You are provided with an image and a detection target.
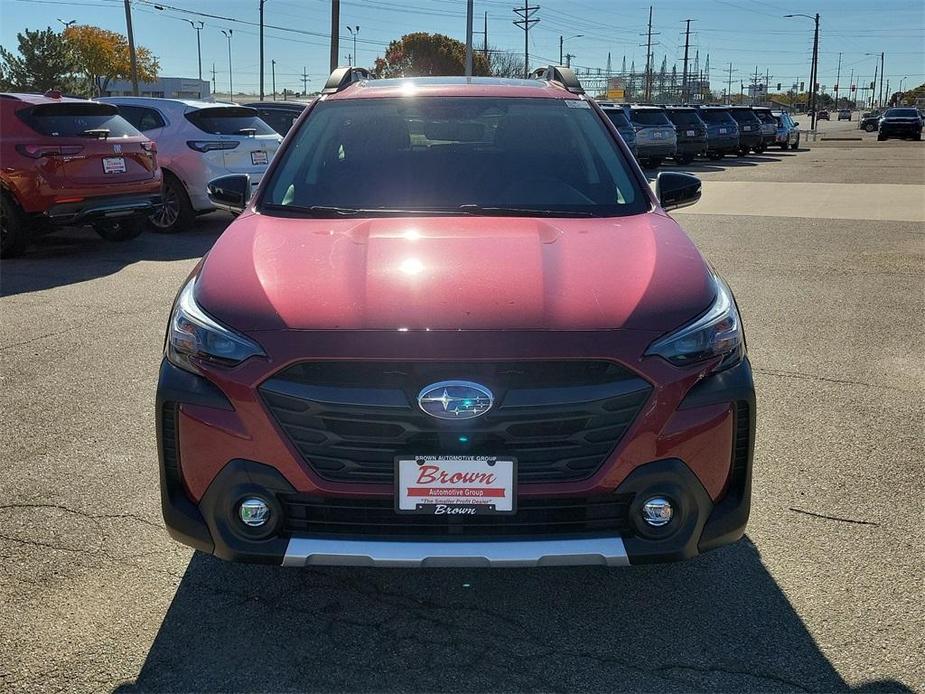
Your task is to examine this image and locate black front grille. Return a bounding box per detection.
[281,493,635,539]
[259,360,652,484]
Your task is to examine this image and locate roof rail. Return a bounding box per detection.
[531,65,585,94]
[322,66,371,94]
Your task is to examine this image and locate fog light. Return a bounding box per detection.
[239,497,270,527]
[641,497,673,527]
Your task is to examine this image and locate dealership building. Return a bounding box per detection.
[103,76,210,100]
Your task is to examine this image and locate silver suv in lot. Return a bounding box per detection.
[100,98,282,232]
[627,105,677,169]
[772,111,800,150]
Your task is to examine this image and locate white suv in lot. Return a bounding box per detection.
[99,97,281,232]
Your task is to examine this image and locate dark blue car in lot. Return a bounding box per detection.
[598,102,638,158]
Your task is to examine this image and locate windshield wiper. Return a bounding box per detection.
[82,128,110,139]
[262,204,461,217]
[456,204,595,218]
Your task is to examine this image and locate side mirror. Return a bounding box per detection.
[207,174,251,213]
[655,172,701,212]
[792,121,800,127]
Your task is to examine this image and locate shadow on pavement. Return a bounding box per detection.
[115,538,911,692]
[0,215,228,297]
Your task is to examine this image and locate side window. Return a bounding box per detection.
[116,105,143,129]
[137,108,166,131]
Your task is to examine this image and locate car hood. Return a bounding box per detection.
[196,211,714,333]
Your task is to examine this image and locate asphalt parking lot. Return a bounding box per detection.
[1,118,923,692]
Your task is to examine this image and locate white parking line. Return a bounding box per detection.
[675,181,925,223]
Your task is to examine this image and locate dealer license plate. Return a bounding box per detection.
[743,126,752,131]
[102,157,126,174]
[396,456,516,515]
[719,128,727,134]
[250,150,269,165]
[686,129,695,136]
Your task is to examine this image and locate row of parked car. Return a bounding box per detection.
[597,102,801,168]
[1,88,808,257]
[0,91,310,257]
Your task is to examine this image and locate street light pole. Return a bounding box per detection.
[271,59,276,101]
[187,20,204,82]
[465,0,473,76]
[221,29,234,99]
[346,26,359,70]
[559,34,583,66]
[878,51,885,109]
[784,13,820,130]
[57,18,76,29]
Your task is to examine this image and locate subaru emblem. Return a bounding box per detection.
[417,380,494,420]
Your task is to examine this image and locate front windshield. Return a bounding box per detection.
[261,97,646,217]
[885,108,919,118]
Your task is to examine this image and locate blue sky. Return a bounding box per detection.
[2,0,923,95]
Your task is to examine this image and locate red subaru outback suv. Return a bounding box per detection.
[157,67,755,567]
[0,91,161,257]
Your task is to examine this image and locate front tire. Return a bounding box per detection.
[865,123,877,132]
[0,193,30,258]
[93,217,145,242]
[790,136,800,151]
[149,174,194,233]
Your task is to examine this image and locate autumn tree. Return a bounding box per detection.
[0,27,76,93]
[64,25,158,96]
[373,33,490,78]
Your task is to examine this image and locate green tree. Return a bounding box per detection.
[373,33,490,78]
[0,27,76,93]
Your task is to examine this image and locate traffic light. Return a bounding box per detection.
[776,82,781,91]
[851,84,856,92]
[800,81,805,91]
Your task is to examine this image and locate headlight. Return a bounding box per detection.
[165,276,265,373]
[646,274,744,369]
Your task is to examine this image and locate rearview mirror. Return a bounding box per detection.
[655,172,701,212]
[207,174,251,213]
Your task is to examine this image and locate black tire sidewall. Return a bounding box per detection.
[1,193,30,258]
[149,174,194,234]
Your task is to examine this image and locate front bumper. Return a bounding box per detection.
[156,355,756,567]
[879,124,922,137]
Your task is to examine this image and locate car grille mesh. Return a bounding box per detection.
[259,360,652,484]
[280,493,635,539]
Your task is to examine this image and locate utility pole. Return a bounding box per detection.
[565,53,574,68]
[123,0,139,96]
[878,52,885,109]
[727,62,733,105]
[681,18,692,103]
[221,29,233,99]
[465,0,474,76]
[271,59,276,100]
[513,2,540,79]
[810,14,819,129]
[329,0,340,72]
[765,67,770,104]
[484,12,488,62]
[642,6,656,101]
[834,51,842,108]
[752,65,760,105]
[211,63,216,95]
[259,0,266,100]
[848,68,854,106]
[884,79,890,106]
[871,60,878,108]
[301,66,309,95]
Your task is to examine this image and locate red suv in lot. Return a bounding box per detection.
[0,92,162,257]
[157,68,755,567]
